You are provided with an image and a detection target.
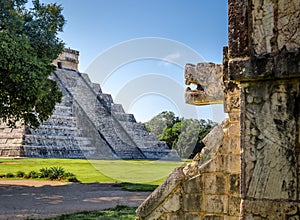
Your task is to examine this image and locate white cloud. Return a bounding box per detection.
[160,51,181,66]
[163,51,181,62]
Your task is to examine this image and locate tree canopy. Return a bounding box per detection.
[145,111,217,158]
[0,0,65,128]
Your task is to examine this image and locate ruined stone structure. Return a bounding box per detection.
[0,49,179,160]
[136,61,241,219]
[231,0,300,218]
[137,0,299,219]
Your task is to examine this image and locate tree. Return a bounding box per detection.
[158,121,182,149]
[145,111,218,158]
[0,0,65,128]
[145,111,179,137]
[173,119,201,158]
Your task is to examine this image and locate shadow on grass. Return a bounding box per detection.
[28,205,137,220]
[120,182,158,192]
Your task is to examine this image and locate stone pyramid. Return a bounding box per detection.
[0,49,179,160]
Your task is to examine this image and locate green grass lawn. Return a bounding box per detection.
[1,158,185,219]
[40,206,137,220]
[0,158,185,186]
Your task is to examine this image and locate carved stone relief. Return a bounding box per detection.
[242,80,299,200]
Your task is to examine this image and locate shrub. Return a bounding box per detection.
[49,166,65,180]
[39,167,51,178]
[0,174,5,178]
[6,173,14,178]
[28,171,39,179]
[63,172,75,178]
[23,174,30,179]
[16,171,25,178]
[67,176,79,182]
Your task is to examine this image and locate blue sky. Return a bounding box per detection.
[36,0,228,123]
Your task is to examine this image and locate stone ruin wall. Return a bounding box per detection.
[137,0,299,219]
[136,59,241,220]
[230,0,300,218]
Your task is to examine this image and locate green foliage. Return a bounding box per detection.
[146,111,217,158]
[28,170,39,178]
[66,176,79,183]
[39,167,51,178]
[42,205,137,220]
[0,158,184,185]
[16,170,25,177]
[48,166,65,180]
[6,172,15,178]
[64,171,79,182]
[0,0,65,128]
[0,165,79,182]
[145,111,180,136]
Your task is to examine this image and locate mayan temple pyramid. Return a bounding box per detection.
[0,48,179,160]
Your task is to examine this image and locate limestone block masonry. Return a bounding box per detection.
[228,0,300,218]
[0,49,179,160]
[136,59,241,219]
[137,0,299,219]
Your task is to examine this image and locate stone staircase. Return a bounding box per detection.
[54,69,179,160]
[22,95,95,158]
[0,122,25,157]
[0,67,179,160]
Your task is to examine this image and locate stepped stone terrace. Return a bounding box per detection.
[0,49,179,160]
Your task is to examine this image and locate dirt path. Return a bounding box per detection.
[0,180,150,220]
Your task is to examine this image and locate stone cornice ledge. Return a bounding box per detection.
[229,49,300,82]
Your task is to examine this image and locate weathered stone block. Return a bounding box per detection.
[225,154,240,174]
[0,139,7,144]
[203,173,226,195]
[162,188,181,212]
[228,174,240,195]
[200,156,225,173]
[183,193,203,212]
[205,195,228,214]
[202,214,223,220]
[184,213,201,220]
[201,154,240,174]
[222,135,240,155]
[228,0,250,58]
[140,205,166,220]
[229,52,300,82]
[242,200,300,219]
[166,213,183,220]
[202,123,224,154]
[183,175,202,194]
[136,167,185,218]
[227,123,239,138]
[228,196,241,216]
[224,216,240,220]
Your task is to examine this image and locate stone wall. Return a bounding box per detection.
[137,0,299,219]
[0,122,25,157]
[228,0,300,218]
[52,48,79,71]
[136,62,241,219]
